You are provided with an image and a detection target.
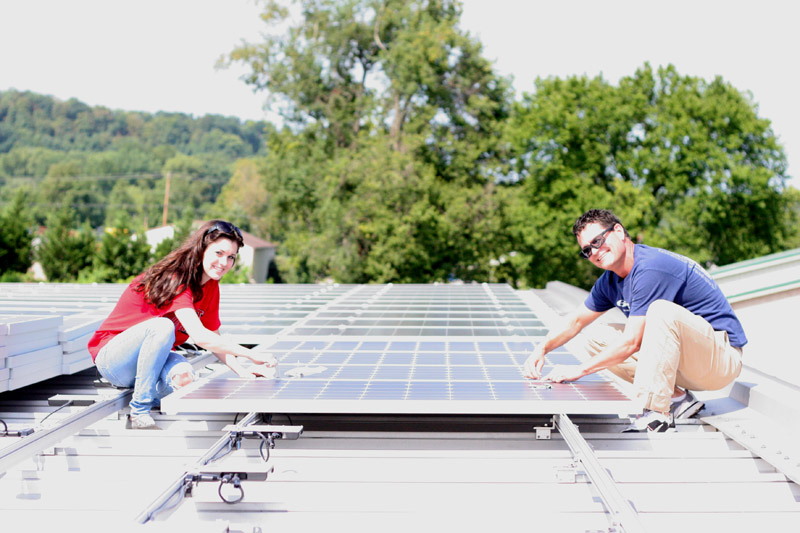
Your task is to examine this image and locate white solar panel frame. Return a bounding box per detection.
[162,375,635,416]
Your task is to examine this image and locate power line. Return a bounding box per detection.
[1,172,231,183]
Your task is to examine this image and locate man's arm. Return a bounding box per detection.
[544,314,646,382]
[523,304,604,379]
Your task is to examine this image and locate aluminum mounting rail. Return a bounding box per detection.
[135,411,262,523]
[553,413,646,533]
[0,387,133,474]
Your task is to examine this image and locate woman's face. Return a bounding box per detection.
[201,237,239,284]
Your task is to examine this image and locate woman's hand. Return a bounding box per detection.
[248,346,278,367]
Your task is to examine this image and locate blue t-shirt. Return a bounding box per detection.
[584,244,747,347]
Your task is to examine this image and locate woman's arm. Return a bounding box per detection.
[173,308,278,371]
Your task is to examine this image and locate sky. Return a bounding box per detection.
[1,0,797,188]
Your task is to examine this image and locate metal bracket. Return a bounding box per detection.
[184,465,275,505]
[221,424,304,444]
[555,464,578,483]
[534,425,552,440]
[1,427,35,437]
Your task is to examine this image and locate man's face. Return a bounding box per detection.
[576,222,624,270]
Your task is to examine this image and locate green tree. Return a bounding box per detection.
[225,0,511,283]
[0,89,271,232]
[37,207,96,281]
[500,64,797,288]
[212,158,271,236]
[152,211,194,261]
[0,191,34,275]
[92,213,152,282]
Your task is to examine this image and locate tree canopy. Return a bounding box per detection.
[498,64,798,287]
[0,89,271,228]
[220,0,797,287]
[2,1,797,287]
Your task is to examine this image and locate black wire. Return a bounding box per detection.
[207,437,235,464]
[146,482,190,521]
[218,475,244,504]
[258,433,271,463]
[38,400,73,428]
[0,419,7,436]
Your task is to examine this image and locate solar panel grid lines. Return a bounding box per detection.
[276,283,547,338]
[216,284,364,341]
[162,338,635,415]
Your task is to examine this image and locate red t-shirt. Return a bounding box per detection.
[87,275,222,361]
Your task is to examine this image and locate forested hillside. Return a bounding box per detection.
[0,89,270,228]
[1,0,798,288]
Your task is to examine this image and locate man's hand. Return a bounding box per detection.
[522,345,546,379]
[543,364,585,383]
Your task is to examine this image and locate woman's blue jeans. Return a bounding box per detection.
[95,317,193,416]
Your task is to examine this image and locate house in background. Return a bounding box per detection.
[145,223,277,283]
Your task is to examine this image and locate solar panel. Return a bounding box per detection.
[162,339,636,415]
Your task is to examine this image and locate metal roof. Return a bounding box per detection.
[1,276,799,531]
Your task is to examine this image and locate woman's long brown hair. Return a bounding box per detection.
[135,220,244,308]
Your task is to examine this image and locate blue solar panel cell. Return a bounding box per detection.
[334,366,375,379]
[281,352,317,364]
[388,341,416,351]
[271,341,301,350]
[381,352,414,364]
[491,382,541,401]
[506,341,535,352]
[450,353,480,365]
[407,382,450,399]
[373,366,412,380]
[314,352,351,365]
[451,382,493,400]
[449,366,486,380]
[414,353,447,365]
[477,342,506,352]
[363,381,408,399]
[348,352,382,364]
[319,381,368,399]
[485,366,524,380]
[299,341,328,350]
[419,342,446,351]
[480,353,516,365]
[449,341,476,352]
[411,366,449,380]
[359,341,388,350]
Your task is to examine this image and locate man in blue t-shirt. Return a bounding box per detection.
[523,209,746,432]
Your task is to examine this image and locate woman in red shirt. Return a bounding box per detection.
[88,220,277,429]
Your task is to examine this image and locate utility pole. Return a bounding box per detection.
[162,171,171,226]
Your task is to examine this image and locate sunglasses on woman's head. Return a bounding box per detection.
[205,221,242,240]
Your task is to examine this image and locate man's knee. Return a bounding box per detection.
[645,299,683,325]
